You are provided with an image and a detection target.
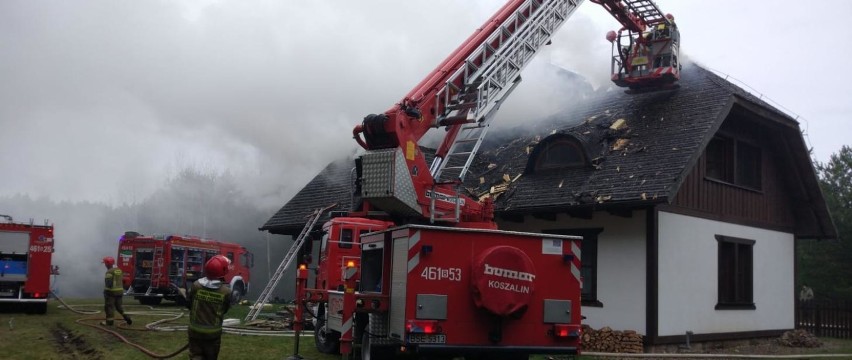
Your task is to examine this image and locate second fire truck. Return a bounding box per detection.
[117,232,253,305]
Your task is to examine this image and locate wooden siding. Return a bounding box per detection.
[669,133,796,232]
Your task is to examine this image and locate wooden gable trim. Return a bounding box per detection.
[664,96,736,202]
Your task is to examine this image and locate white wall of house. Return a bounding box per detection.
[657,211,795,337]
[499,210,647,333]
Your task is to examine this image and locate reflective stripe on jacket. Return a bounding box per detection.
[104,267,124,295]
[188,279,232,339]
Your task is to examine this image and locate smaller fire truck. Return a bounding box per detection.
[117,232,253,305]
[0,214,55,314]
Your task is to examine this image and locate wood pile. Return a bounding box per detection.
[581,325,644,353]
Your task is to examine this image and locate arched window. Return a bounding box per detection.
[531,137,588,172]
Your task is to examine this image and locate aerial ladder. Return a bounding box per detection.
[353,0,584,225]
[245,204,334,321]
[350,0,678,225]
[591,0,680,89]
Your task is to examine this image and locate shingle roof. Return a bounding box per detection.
[262,63,835,239]
[469,62,733,211]
[260,158,354,232]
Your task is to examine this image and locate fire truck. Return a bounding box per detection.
[117,232,253,305]
[285,1,679,359]
[0,214,55,314]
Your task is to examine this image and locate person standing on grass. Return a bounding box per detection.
[180,254,233,360]
[101,256,132,326]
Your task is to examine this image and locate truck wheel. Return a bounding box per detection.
[29,302,48,314]
[231,282,244,305]
[361,332,394,360]
[314,318,340,354]
[465,353,528,360]
[138,297,162,306]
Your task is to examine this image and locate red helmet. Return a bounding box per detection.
[102,256,115,268]
[205,255,232,279]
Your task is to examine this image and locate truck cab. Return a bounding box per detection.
[311,216,393,354]
[314,217,393,292]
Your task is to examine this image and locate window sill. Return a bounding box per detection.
[715,303,756,310]
[582,300,604,308]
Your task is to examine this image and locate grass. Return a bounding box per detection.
[4,298,852,359]
[0,298,338,360]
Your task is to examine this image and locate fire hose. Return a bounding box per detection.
[51,291,311,359]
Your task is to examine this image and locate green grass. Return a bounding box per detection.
[5,299,852,359]
[0,298,337,360]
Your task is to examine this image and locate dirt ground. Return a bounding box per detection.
[593,337,851,359]
[49,322,105,360]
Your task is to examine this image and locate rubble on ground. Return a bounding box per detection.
[779,329,822,348]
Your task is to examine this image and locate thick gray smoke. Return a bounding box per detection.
[0,1,613,299]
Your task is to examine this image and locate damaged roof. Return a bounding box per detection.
[262,63,835,239]
[469,64,726,211]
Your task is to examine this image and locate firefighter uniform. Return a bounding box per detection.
[186,278,232,360]
[103,266,131,326]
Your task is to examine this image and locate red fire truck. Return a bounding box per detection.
[292,1,679,359]
[0,214,55,314]
[117,232,253,305]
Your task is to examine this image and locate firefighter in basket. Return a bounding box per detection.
[179,254,233,360]
[101,256,132,326]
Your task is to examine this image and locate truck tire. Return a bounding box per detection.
[465,353,528,360]
[29,302,48,314]
[314,317,340,354]
[361,331,394,360]
[231,282,244,305]
[138,297,162,306]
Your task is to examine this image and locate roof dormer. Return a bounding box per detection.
[526,134,590,174]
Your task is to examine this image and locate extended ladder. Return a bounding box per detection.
[620,0,667,26]
[145,245,164,296]
[431,0,583,184]
[245,204,336,322]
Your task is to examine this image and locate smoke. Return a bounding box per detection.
[0,1,612,209]
[0,0,613,299]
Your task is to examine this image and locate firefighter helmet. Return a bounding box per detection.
[102,256,115,268]
[205,255,232,279]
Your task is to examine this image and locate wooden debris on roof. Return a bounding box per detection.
[610,118,627,130]
[596,195,612,203]
[612,138,630,151]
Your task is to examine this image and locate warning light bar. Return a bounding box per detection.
[406,320,439,334]
[552,324,581,338]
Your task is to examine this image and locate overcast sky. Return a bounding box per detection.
[2,0,849,209]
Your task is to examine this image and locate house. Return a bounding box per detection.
[260,63,836,347]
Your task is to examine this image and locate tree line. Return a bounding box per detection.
[797,145,852,300]
[1,167,290,299]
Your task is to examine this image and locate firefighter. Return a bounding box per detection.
[101,256,132,326]
[181,254,233,360]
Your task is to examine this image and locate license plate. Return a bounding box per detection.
[407,334,446,344]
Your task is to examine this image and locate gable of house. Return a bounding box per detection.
[262,63,835,241]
